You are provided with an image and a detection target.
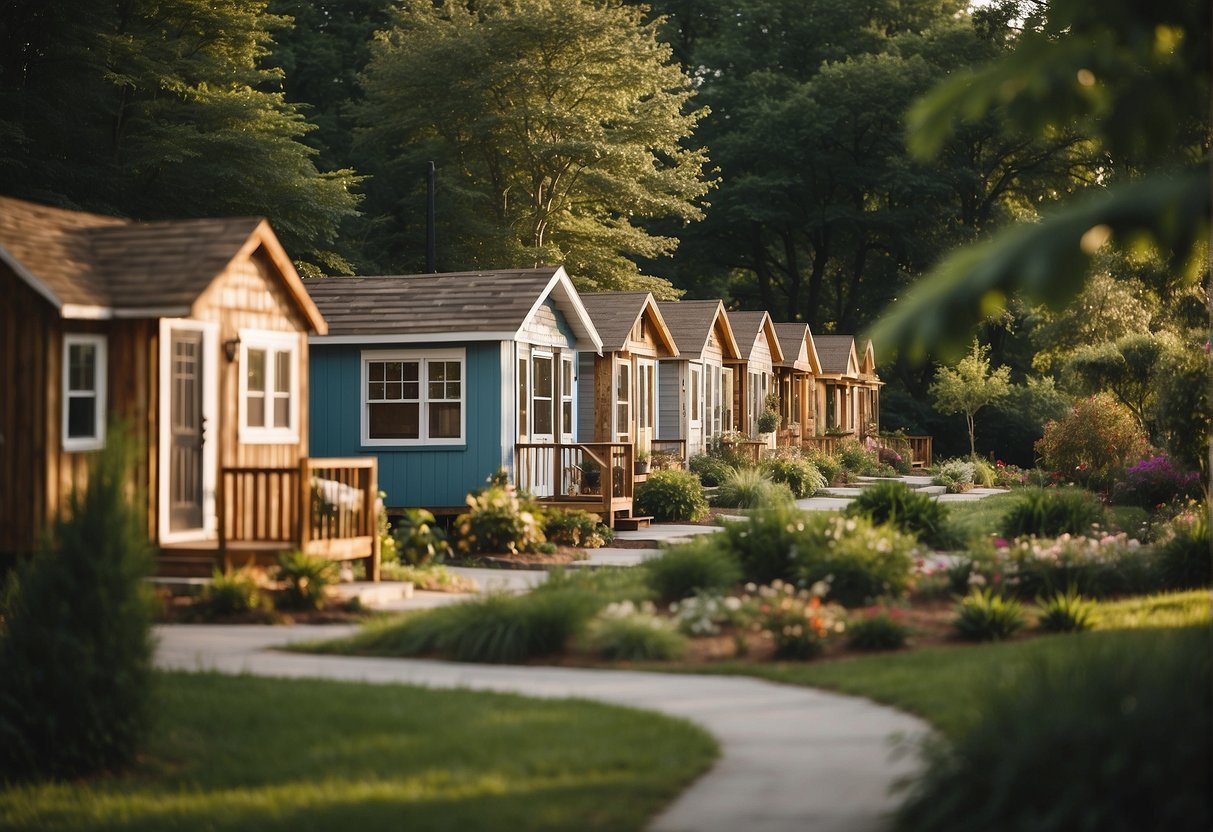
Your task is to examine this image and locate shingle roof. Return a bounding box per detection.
[655,299,736,359]
[304,267,599,349]
[773,322,810,370]
[815,335,857,375]
[579,292,653,352]
[727,310,784,363]
[0,195,262,310]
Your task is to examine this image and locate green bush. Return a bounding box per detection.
[1000,488,1104,538]
[643,540,742,602]
[896,627,1212,832]
[714,467,795,508]
[932,458,977,493]
[688,453,736,487]
[1154,508,1211,590]
[846,608,911,650]
[761,456,826,498]
[793,515,919,607]
[846,481,950,548]
[584,605,687,661]
[718,503,810,584]
[1003,532,1155,598]
[837,438,878,474]
[543,509,608,548]
[202,568,270,617]
[803,450,842,485]
[756,408,779,433]
[952,588,1026,641]
[371,591,596,663]
[0,429,155,781]
[1035,393,1151,488]
[275,550,338,610]
[748,581,845,659]
[634,469,708,522]
[393,508,451,566]
[1036,588,1097,633]
[454,485,546,554]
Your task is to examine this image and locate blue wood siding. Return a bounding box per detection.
[309,341,505,508]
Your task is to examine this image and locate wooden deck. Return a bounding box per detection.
[515,442,637,528]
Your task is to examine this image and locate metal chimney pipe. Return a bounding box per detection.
[425,161,437,273]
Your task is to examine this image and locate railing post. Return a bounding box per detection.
[364,459,380,583]
[217,469,228,573]
[298,457,310,554]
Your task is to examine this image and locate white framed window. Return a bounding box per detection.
[517,350,530,440]
[690,364,702,425]
[560,354,575,441]
[532,352,554,439]
[62,333,106,451]
[615,360,631,442]
[362,348,465,446]
[239,330,299,444]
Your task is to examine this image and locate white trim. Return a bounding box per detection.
[59,304,193,320]
[530,350,555,442]
[360,347,467,447]
[519,266,604,355]
[61,333,107,452]
[237,329,300,445]
[158,319,219,544]
[501,341,515,474]
[311,331,515,346]
[0,245,61,309]
[560,352,576,444]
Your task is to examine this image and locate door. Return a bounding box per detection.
[636,358,656,450]
[169,329,205,532]
[688,362,703,455]
[530,352,555,497]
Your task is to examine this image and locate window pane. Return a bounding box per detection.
[386,361,402,382]
[247,396,265,428]
[429,381,445,399]
[67,397,95,438]
[402,362,419,381]
[370,402,419,439]
[518,357,528,433]
[562,359,572,389]
[430,362,446,383]
[447,382,460,399]
[430,402,461,438]
[273,396,290,428]
[369,362,384,382]
[534,399,553,435]
[533,357,552,396]
[562,400,573,432]
[369,382,385,400]
[275,351,291,393]
[69,344,96,392]
[617,365,629,402]
[247,349,266,393]
[402,381,419,400]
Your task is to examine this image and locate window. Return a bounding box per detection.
[637,361,655,432]
[560,355,575,439]
[690,364,701,424]
[363,349,464,445]
[615,361,631,442]
[62,334,106,451]
[532,353,554,438]
[240,331,297,443]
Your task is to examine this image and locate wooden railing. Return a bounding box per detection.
[217,457,380,580]
[905,435,933,469]
[514,442,634,526]
[802,435,845,456]
[721,439,766,465]
[649,438,687,468]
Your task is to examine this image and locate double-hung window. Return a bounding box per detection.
[240,331,298,443]
[363,349,464,445]
[62,333,106,451]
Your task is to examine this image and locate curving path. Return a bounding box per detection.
[156,624,930,832]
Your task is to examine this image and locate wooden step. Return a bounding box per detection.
[614,515,653,531]
[156,554,218,579]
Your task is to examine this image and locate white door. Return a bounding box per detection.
[636,358,656,451]
[530,352,555,497]
[688,362,703,456]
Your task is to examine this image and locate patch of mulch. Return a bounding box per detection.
[155,593,372,625]
[445,545,589,569]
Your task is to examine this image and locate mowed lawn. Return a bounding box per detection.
[0,672,717,832]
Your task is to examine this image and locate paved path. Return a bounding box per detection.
[156,625,930,832]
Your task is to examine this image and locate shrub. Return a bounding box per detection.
[275,550,338,610]
[643,540,742,602]
[1111,455,1203,508]
[878,446,911,474]
[454,485,546,554]
[1153,507,1211,590]
[803,449,842,485]
[971,458,996,488]
[747,581,845,659]
[669,591,742,636]
[761,457,826,498]
[837,438,878,474]
[952,588,1026,641]
[999,532,1153,599]
[718,503,810,584]
[1035,393,1150,487]
[202,568,270,616]
[796,515,919,607]
[932,458,977,493]
[999,488,1104,538]
[846,607,911,650]
[376,491,399,565]
[543,508,608,548]
[584,602,686,661]
[1036,587,1097,633]
[0,429,154,781]
[689,452,736,487]
[634,469,708,522]
[714,467,795,509]
[393,508,451,566]
[895,627,1212,832]
[846,481,950,548]
[757,408,779,433]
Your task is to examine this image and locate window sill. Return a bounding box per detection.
[239,430,300,445]
[361,442,468,452]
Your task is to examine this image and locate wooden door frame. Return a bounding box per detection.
[158,318,218,543]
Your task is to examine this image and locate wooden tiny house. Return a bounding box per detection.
[773,322,824,446]
[0,196,378,577]
[811,335,884,440]
[656,300,741,459]
[724,311,785,437]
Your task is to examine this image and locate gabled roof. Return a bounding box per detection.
[656,299,741,361]
[773,322,823,374]
[579,291,678,356]
[725,310,784,364]
[304,266,601,352]
[814,335,861,377]
[0,195,325,332]
[859,339,878,376]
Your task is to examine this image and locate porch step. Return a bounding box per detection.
[156,554,217,579]
[614,515,653,531]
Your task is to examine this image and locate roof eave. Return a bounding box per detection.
[0,244,64,310]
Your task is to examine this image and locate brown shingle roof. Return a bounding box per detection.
[0,196,303,320]
[815,335,857,375]
[773,322,810,370]
[656,299,739,360]
[579,291,653,352]
[727,310,784,363]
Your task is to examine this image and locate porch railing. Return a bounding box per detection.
[217,457,380,580]
[802,435,846,456]
[649,438,687,469]
[514,442,634,526]
[721,439,766,465]
[905,435,933,469]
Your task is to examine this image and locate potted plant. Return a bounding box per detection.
[634,448,651,475]
[579,459,601,493]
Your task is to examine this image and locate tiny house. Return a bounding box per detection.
[813,335,869,436]
[655,300,741,459]
[0,196,377,576]
[723,311,784,437]
[304,267,604,511]
[773,322,824,445]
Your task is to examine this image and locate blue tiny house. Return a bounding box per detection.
[305,267,602,511]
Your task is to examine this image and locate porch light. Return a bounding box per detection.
[224,337,241,362]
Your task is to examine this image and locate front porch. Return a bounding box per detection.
[515,442,648,529]
[158,458,381,579]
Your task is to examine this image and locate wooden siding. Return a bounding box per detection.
[309,341,504,509]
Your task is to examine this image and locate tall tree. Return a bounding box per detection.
[0,0,360,274]
[354,0,711,294]
[930,340,1013,457]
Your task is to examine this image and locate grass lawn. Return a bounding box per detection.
[677,589,1211,738]
[940,490,1021,544]
[0,672,717,832]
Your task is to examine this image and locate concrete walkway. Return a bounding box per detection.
[155,624,930,832]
